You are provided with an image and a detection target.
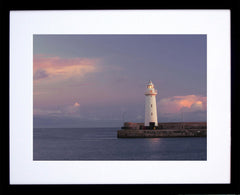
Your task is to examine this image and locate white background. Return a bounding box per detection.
[10,10,231,184]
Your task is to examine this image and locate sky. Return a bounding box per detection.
[33,35,207,128]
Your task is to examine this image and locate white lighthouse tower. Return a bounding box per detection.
[144,80,158,127]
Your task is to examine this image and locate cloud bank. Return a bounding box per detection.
[158,94,207,114]
[33,54,100,81]
[34,102,81,117]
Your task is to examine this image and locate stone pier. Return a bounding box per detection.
[117,122,207,138]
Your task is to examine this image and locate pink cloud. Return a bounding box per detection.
[74,102,80,107]
[33,54,100,81]
[63,102,81,114]
[158,95,206,114]
[34,102,81,116]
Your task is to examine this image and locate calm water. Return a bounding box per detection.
[33,127,206,160]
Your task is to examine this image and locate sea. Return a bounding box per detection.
[33,127,207,160]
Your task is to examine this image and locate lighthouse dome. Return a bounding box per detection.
[148,80,153,84]
[145,80,157,95]
[147,80,154,88]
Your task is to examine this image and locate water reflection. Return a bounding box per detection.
[147,138,162,150]
[149,138,162,143]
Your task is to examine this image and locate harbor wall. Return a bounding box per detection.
[117,129,206,138]
[118,122,207,138]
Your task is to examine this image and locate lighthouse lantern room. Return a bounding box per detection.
[144,80,158,127]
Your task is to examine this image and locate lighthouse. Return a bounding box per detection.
[144,80,158,127]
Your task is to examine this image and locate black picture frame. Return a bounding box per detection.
[2,0,240,194]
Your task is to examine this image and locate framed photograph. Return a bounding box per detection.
[10,9,231,185]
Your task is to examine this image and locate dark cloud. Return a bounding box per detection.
[33,69,49,80]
